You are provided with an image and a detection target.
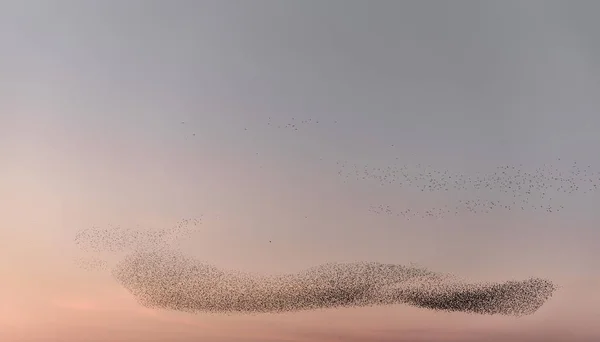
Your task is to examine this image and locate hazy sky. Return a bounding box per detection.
[2,1,600,341]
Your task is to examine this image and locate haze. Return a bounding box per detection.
[1,1,599,341]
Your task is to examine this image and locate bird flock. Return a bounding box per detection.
[264,116,338,132]
[75,219,556,317]
[180,116,336,138]
[340,160,599,219]
[70,117,597,318]
[74,218,203,254]
[109,248,555,316]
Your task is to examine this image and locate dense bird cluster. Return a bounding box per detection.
[72,117,576,318]
[75,223,556,317]
[340,160,599,219]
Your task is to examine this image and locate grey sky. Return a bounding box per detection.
[3,0,600,262]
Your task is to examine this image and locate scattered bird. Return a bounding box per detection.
[73,255,108,271]
[334,159,598,220]
[74,218,203,253]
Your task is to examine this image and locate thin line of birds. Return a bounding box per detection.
[179,116,339,137]
[177,117,599,222]
[337,159,599,219]
[368,200,566,220]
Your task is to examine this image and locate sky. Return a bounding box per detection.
[1,0,600,341]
